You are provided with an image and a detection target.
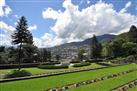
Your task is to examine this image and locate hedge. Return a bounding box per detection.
[96,62,112,66]
[38,65,68,69]
[0,62,60,69]
[85,59,103,63]
[70,61,81,63]
[73,62,90,67]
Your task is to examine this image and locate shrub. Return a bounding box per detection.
[0,63,41,69]
[38,65,68,69]
[85,59,103,63]
[111,55,137,64]
[73,62,90,67]
[70,60,80,63]
[4,70,32,78]
[96,62,112,66]
[0,62,61,69]
[44,61,60,65]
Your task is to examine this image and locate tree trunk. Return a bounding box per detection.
[18,43,22,71]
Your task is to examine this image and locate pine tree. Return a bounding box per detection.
[12,16,33,70]
[128,25,137,43]
[78,49,85,61]
[90,35,102,60]
[47,51,51,62]
[42,48,48,63]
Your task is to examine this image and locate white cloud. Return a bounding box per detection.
[28,25,37,31]
[0,33,11,46]
[0,21,15,46]
[42,8,60,20]
[0,21,37,46]
[34,33,63,48]
[120,1,132,13]
[0,0,12,17]
[40,0,137,47]
[0,21,15,33]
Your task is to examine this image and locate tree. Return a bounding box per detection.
[128,25,137,43]
[56,54,60,61]
[122,42,137,56]
[47,51,51,62]
[11,16,33,70]
[7,47,18,64]
[110,38,125,57]
[0,46,5,52]
[41,48,48,63]
[78,49,85,61]
[90,35,102,60]
[102,43,114,58]
[22,45,38,63]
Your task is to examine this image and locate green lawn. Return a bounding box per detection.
[0,63,104,79]
[127,86,137,91]
[0,64,136,91]
[69,71,137,91]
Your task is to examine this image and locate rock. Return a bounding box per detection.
[134,81,137,85]
[74,83,80,87]
[62,86,69,90]
[50,88,57,91]
[128,83,134,88]
[122,85,129,91]
[82,81,87,85]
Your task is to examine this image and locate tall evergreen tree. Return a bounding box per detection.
[47,51,51,62]
[128,25,137,43]
[78,49,85,61]
[12,16,33,70]
[42,48,48,63]
[90,35,102,60]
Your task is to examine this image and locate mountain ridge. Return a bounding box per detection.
[49,34,116,49]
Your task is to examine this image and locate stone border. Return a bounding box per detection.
[0,64,127,83]
[111,79,137,91]
[46,69,137,91]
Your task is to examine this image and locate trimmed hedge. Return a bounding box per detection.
[0,63,40,69]
[4,70,32,79]
[85,59,103,63]
[70,61,81,63]
[73,62,90,67]
[46,62,60,65]
[96,62,112,66]
[38,65,68,69]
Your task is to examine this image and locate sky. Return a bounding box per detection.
[0,0,137,48]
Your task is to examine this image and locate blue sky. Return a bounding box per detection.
[0,0,137,47]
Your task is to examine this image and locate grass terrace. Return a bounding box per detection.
[69,70,137,91]
[0,63,104,79]
[0,64,136,91]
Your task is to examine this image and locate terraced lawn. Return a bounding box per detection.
[69,71,137,91]
[0,63,104,79]
[0,64,136,91]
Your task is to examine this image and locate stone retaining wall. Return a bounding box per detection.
[111,79,137,91]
